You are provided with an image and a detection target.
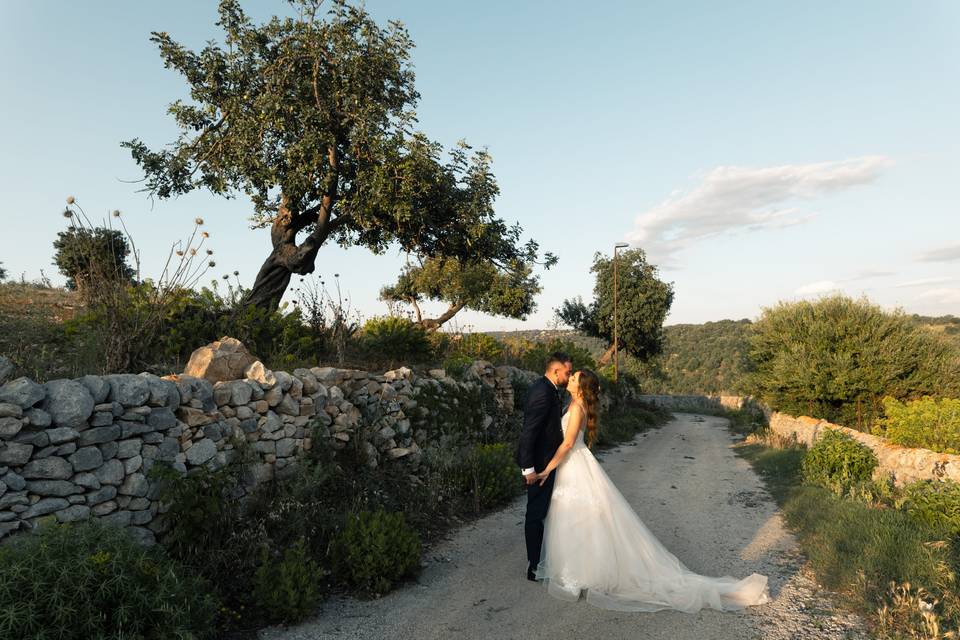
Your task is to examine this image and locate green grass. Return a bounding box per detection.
[596,401,673,447]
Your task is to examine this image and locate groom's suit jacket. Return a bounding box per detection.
[515,376,564,473]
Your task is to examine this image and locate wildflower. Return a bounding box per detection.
[222,274,229,280]
[176,250,184,257]
[208,260,216,267]
[233,270,239,276]
[189,248,197,256]
[112,210,121,217]
[66,196,75,204]
[206,249,213,255]
[195,217,204,225]
[62,209,73,218]
[201,231,209,238]
[334,273,340,278]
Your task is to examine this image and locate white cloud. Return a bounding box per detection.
[795,280,842,295]
[917,245,960,263]
[627,155,891,266]
[894,276,956,288]
[915,288,960,305]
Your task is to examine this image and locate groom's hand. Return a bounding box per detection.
[523,472,537,486]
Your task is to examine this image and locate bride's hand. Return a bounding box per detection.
[537,470,551,486]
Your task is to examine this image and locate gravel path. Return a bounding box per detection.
[259,413,868,640]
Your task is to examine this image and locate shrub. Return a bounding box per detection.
[52,226,134,294]
[744,294,960,430]
[330,509,421,596]
[453,332,504,361]
[456,443,523,512]
[0,520,217,639]
[504,337,595,373]
[902,480,960,537]
[801,429,878,495]
[442,353,475,378]
[596,401,671,446]
[360,316,432,363]
[879,396,960,455]
[253,538,324,624]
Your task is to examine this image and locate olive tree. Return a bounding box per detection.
[124,0,540,310]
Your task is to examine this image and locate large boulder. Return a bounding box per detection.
[42,379,95,428]
[184,337,257,383]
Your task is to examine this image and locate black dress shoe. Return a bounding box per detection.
[527,566,538,582]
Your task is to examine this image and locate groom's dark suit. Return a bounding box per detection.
[515,375,564,573]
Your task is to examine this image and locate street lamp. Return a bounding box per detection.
[613,242,629,383]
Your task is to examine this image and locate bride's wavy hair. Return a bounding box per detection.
[577,368,601,447]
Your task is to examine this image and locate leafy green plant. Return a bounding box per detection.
[456,443,522,512]
[801,429,878,495]
[0,520,217,639]
[330,509,421,596]
[879,396,960,454]
[52,225,134,294]
[902,480,960,537]
[360,316,432,363]
[253,538,324,624]
[454,332,505,361]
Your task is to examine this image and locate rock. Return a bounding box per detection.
[27,480,82,496]
[177,407,212,428]
[47,427,79,445]
[99,510,132,527]
[77,375,110,404]
[274,370,294,392]
[0,357,14,385]
[264,385,283,407]
[127,526,156,546]
[276,438,297,458]
[384,366,413,382]
[225,380,253,406]
[119,472,148,497]
[245,360,277,387]
[91,500,117,516]
[184,337,257,383]
[387,447,412,459]
[428,369,446,379]
[0,417,22,439]
[2,471,25,491]
[137,373,169,407]
[78,425,121,447]
[123,455,143,474]
[95,459,125,485]
[103,374,151,407]
[23,408,51,427]
[72,472,100,490]
[23,456,73,479]
[22,497,70,519]
[99,441,119,460]
[56,504,90,523]
[146,407,176,430]
[0,378,45,409]
[117,439,142,459]
[185,438,216,466]
[0,403,22,419]
[277,394,300,416]
[86,485,117,506]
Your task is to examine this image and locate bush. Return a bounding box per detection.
[902,480,960,537]
[453,332,504,361]
[0,521,217,639]
[744,294,960,430]
[52,226,134,293]
[253,538,324,624]
[596,401,671,447]
[456,443,523,512]
[330,509,421,596]
[503,337,595,373]
[359,316,432,363]
[801,429,878,495]
[879,396,960,455]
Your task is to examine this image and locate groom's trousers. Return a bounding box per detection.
[524,472,556,569]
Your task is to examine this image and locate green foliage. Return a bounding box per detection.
[556,248,674,361]
[454,332,505,361]
[330,509,421,596]
[52,226,134,293]
[782,485,946,608]
[455,443,523,512]
[878,396,960,455]
[125,0,543,311]
[359,316,432,363]
[503,337,595,373]
[744,295,960,429]
[595,401,672,446]
[253,539,324,624]
[902,480,960,537]
[0,520,217,639]
[801,429,878,495]
[381,253,555,330]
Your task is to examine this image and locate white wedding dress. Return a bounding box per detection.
[535,408,770,612]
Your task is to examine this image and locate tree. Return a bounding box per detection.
[380,252,556,331]
[556,248,674,364]
[124,0,543,311]
[52,227,134,295]
[743,294,960,429]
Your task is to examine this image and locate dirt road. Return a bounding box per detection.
[260,413,867,640]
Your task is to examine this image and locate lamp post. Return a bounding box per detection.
[613,242,629,383]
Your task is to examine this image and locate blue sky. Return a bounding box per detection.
[2,1,958,331]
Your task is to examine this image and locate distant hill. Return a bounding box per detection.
[489,313,959,396]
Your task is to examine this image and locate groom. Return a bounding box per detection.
[516,351,573,582]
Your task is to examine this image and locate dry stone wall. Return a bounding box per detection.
[0,355,537,545]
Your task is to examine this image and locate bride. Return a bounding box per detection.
[532,369,771,612]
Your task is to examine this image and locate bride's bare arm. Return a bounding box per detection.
[537,404,584,484]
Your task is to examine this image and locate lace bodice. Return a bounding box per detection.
[561,406,586,448]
